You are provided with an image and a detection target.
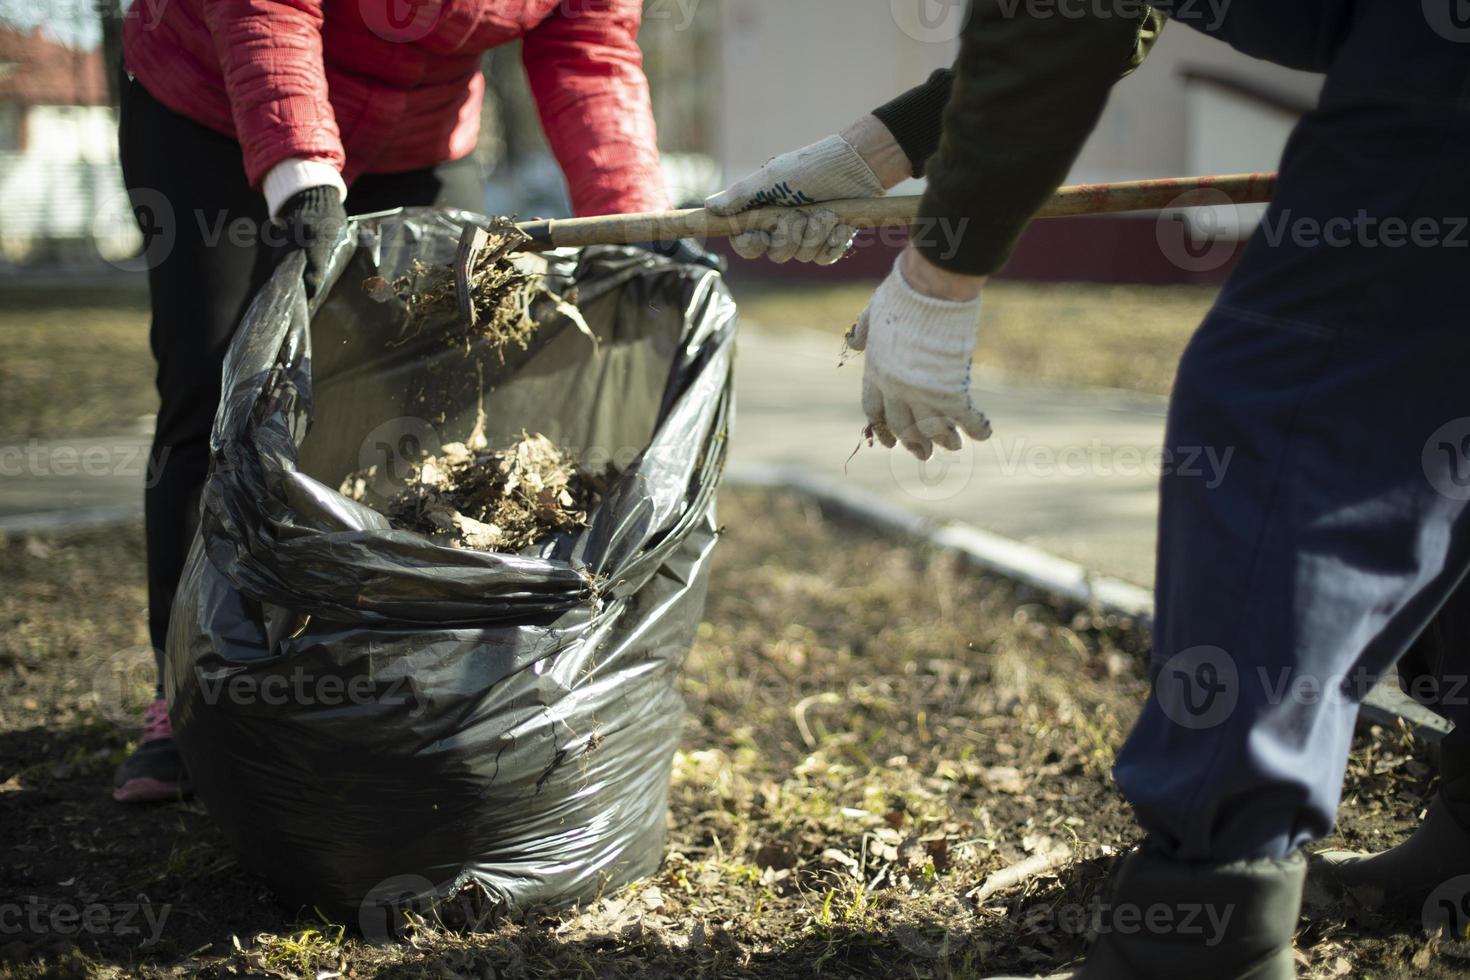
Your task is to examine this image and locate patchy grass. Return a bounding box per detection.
[0,285,154,441]
[729,279,1218,397]
[0,488,1455,978]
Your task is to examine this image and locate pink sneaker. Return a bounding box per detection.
[111,697,191,803]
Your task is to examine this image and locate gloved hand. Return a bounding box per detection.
[704,134,885,265]
[637,237,727,272]
[847,252,992,460]
[273,186,348,299]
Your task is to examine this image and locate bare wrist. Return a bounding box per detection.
[899,244,985,302]
[840,114,911,191]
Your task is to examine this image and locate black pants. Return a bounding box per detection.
[118,76,486,685]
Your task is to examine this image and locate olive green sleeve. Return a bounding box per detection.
[902,4,1164,275]
[872,68,956,179]
[873,9,1162,181]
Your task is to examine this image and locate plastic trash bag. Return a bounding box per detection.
[165,209,735,934]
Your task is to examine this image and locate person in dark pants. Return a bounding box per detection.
[111,0,713,804]
[709,0,1470,975]
[113,78,489,803]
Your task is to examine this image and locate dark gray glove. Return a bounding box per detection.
[273,186,348,298]
[637,238,727,272]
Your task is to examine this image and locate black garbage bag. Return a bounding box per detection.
[165,209,735,933]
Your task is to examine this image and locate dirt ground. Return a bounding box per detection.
[0,287,155,442]
[0,488,1458,978]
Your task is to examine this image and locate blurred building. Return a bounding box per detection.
[0,2,1326,281]
[712,1,1323,283]
[0,25,137,265]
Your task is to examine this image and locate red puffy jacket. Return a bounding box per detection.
[122,0,668,216]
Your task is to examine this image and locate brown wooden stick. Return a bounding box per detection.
[515,172,1277,250]
[968,839,1073,904]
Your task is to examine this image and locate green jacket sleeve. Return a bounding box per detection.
[873,68,958,179]
[877,4,1164,276]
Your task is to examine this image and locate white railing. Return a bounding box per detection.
[0,152,141,264]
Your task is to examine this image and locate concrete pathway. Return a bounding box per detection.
[726,326,1449,738]
[0,433,147,531]
[730,323,1167,588]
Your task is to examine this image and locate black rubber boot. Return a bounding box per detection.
[1308,721,1470,925]
[989,848,1306,979]
[1308,606,1470,925]
[1310,794,1470,914]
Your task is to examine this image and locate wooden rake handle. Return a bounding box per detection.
[514,172,1277,251]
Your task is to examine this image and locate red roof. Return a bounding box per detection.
[0,26,108,106]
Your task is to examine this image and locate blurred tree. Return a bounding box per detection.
[98,0,124,106]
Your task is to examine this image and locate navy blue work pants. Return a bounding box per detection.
[1116,0,1470,861]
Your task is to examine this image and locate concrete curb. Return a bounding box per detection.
[725,463,1451,743]
[0,504,143,536]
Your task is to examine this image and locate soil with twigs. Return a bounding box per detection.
[361,222,590,364]
[339,429,608,553]
[0,488,1456,978]
[362,223,539,361]
[346,225,607,553]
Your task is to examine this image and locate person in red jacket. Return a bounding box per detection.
[113,0,704,803]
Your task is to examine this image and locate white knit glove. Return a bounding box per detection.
[704,135,884,265]
[847,257,992,460]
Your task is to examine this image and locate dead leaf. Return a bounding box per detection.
[982,766,1025,794]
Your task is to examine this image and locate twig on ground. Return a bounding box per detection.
[792,692,843,749]
[968,839,1072,904]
